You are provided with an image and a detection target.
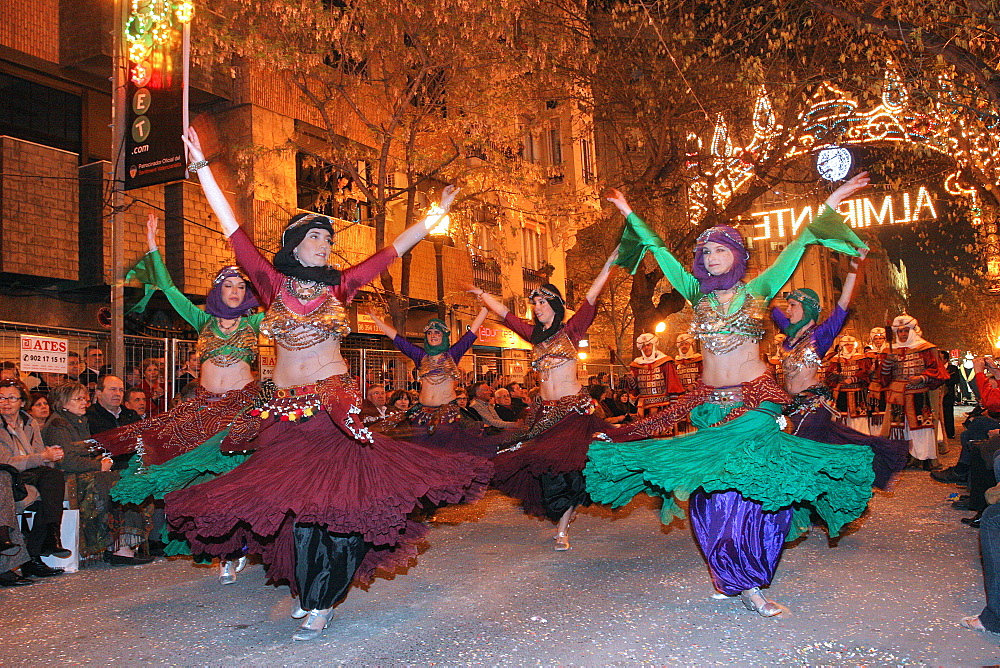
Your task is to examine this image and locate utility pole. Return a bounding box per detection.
[109,0,126,377]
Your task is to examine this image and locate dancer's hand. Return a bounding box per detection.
[181,126,206,163]
[146,213,158,252]
[440,185,460,212]
[826,172,869,209]
[604,188,632,217]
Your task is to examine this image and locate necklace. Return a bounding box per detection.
[286,277,325,301]
[217,318,239,333]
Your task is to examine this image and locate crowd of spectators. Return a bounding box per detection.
[0,347,181,587]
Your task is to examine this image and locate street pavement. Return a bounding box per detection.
[2,445,998,665]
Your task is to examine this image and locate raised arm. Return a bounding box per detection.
[584,248,620,305]
[469,286,509,320]
[391,185,460,256]
[469,307,489,333]
[368,310,398,340]
[181,127,240,238]
[606,189,701,304]
[139,214,211,330]
[837,249,868,310]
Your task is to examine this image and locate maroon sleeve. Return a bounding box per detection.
[334,246,398,303]
[503,312,535,343]
[228,227,281,305]
[564,299,597,345]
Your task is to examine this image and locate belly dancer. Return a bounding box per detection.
[97,213,262,582]
[773,262,908,490]
[166,128,491,641]
[369,308,499,457]
[587,176,876,617]
[470,250,617,551]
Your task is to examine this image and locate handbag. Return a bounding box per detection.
[0,463,27,502]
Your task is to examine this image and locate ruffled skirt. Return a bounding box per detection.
[164,375,492,592]
[95,382,258,466]
[584,401,876,539]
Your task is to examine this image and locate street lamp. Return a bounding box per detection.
[428,203,451,319]
[654,321,666,334]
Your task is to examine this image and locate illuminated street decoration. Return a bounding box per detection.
[125,0,194,85]
[816,146,852,181]
[749,186,938,241]
[685,65,1000,287]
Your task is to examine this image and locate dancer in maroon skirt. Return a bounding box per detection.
[469,250,617,551]
[167,128,492,641]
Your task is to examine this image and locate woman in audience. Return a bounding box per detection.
[27,394,50,423]
[43,382,151,565]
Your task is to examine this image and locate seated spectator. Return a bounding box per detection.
[589,385,627,425]
[360,384,389,425]
[372,389,414,439]
[139,358,166,417]
[86,375,141,436]
[387,389,413,415]
[44,382,151,566]
[123,387,147,419]
[962,495,1000,634]
[66,352,82,382]
[123,365,142,390]
[27,393,51,423]
[615,389,638,417]
[469,382,520,434]
[0,466,31,586]
[934,355,1000,485]
[494,388,521,422]
[0,379,68,578]
[79,346,110,394]
[454,388,481,424]
[505,382,529,416]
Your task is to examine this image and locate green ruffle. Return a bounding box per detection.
[614,216,663,274]
[125,250,175,314]
[584,401,875,539]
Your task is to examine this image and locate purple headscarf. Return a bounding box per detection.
[692,225,750,293]
[205,266,259,318]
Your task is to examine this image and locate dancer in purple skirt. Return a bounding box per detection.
[167,128,491,641]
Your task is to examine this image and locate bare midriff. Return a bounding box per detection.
[537,362,582,401]
[419,382,457,407]
[199,359,255,394]
[784,365,819,395]
[701,341,769,388]
[272,336,348,388]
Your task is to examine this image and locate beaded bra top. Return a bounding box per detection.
[260,288,350,351]
[197,319,258,367]
[781,328,821,376]
[690,284,766,355]
[418,353,462,385]
[532,329,577,380]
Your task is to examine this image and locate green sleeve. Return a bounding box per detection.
[126,250,211,330]
[618,213,701,304]
[246,312,266,332]
[748,204,867,301]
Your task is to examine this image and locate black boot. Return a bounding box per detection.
[0,527,20,557]
[39,524,71,559]
[21,556,64,577]
[0,570,33,587]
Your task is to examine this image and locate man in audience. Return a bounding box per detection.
[505,382,529,416]
[65,352,81,382]
[79,346,109,393]
[469,382,520,434]
[123,387,148,420]
[360,385,389,425]
[494,387,521,422]
[86,376,141,436]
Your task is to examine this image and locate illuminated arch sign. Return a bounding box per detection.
[748,186,938,241]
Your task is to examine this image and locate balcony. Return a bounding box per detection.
[471,255,502,296]
[522,267,544,298]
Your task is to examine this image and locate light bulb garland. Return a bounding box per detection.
[125,0,194,84]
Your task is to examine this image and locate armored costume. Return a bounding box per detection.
[827,336,872,433]
[628,333,682,416]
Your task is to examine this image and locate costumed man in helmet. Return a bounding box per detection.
[628,332,682,420]
[879,314,950,469]
[827,335,872,434]
[866,327,889,436]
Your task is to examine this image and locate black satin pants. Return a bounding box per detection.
[293,524,370,610]
[538,471,591,523]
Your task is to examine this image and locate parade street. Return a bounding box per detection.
[2,456,996,666]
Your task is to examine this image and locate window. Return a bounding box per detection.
[296,152,371,224]
[548,122,562,165]
[0,73,82,153]
[581,137,595,184]
[521,225,546,270]
[521,128,540,164]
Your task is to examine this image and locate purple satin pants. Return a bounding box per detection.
[688,490,792,595]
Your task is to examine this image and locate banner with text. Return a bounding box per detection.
[20,335,69,374]
[124,39,185,189]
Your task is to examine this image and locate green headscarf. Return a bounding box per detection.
[784,288,821,340]
[423,319,451,356]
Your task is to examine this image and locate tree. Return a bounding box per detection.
[195,0,594,332]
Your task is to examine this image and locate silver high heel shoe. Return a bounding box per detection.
[290,600,308,619]
[219,556,248,585]
[553,531,570,551]
[292,608,333,641]
[739,587,782,617]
